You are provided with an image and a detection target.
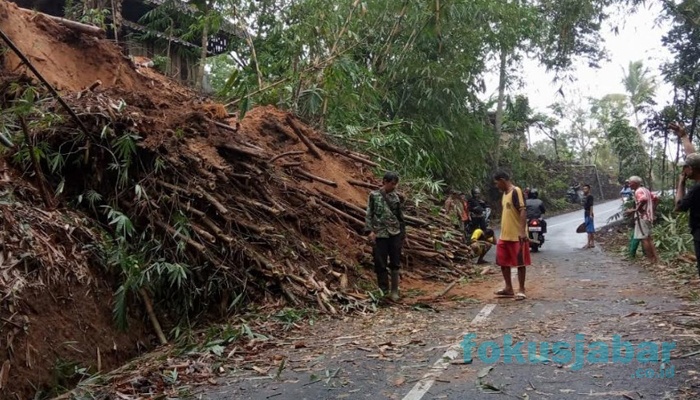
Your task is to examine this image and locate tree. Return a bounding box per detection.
[622,60,657,183]
[622,60,657,137]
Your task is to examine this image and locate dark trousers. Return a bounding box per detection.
[374,234,402,272]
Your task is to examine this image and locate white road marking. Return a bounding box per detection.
[470,303,496,325]
[401,304,496,400]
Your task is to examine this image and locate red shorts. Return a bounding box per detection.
[496,239,531,267]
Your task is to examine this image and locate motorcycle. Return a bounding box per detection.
[566,187,581,204]
[527,218,546,252]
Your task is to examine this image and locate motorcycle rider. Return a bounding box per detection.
[525,189,547,234]
[468,188,488,234]
[620,180,633,203]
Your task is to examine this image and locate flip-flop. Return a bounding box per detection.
[514,292,527,300]
[494,289,514,297]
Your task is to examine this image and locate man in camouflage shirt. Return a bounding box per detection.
[365,171,405,300]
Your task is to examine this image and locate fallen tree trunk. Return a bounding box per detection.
[38,13,106,37]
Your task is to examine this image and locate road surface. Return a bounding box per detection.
[198,200,698,400]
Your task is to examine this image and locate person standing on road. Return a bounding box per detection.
[365,171,405,300]
[582,184,595,249]
[493,171,530,300]
[625,176,659,263]
[670,122,700,278]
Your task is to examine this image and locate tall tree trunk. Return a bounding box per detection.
[197,15,209,90]
[689,83,700,144]
[494,47,507,167]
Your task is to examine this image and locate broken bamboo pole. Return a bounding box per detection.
[0,27,91,137]
[347,179,378,189]
[285,115,324,159]
[434,280,459,299]
[294,169,338,187]
[317,199,365,227]
[313,140,380,167]
[138,288,168,345]
[208,118,239,133]
[269,150,305,163]
[217,141,266,159]
[316,188,367,216]
[37,13,106,36]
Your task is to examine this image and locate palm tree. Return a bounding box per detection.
[623,60,657,136]
[622,60,657,183]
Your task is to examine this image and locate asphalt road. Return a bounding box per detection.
[197,200,698,400]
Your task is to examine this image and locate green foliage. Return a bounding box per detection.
[152,55,170,74]
[207,0,630,190]
[273,308,309,331]
[654,212,693,257]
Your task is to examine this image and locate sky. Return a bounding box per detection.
[484,1,675,140]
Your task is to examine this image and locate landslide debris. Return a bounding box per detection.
[0,1,475,397]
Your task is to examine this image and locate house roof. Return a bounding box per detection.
[140,0,246,40]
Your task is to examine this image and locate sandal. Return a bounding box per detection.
[514,292,527,301]
[494,289,514,297]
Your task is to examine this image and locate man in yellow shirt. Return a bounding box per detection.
[493,171,531,300]
[470,228,495,264]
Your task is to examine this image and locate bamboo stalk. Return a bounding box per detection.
[233,195,282,215]
[154,221,208,253]
[207,118,239,133]
[286,115,324,159]
[269,150,305,163]
[138,288,167,345]
[347,179,378,189]
[316,188,367,215]
[37,13,106,36]
[0,28,91,137]
[313,140,380,167]
[217,141,266,159]
[317,199,365,227]
[196,186,229,215]
[294,169,338,187]
[435,280,459,299]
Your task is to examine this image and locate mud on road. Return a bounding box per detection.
[198,201,700,400]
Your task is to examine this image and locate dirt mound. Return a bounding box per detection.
[0,1,473,397]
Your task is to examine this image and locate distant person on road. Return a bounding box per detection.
[493,171,530,300]
[625,176,659,263]
[582,184,595,249]
[365,171,405,300]
[671,123,700,278]
[525,188,547,232]
[620,180,633,203]
[470,228,495,264]
[468,188,488,234]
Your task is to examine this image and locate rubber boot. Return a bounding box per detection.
[390,270,400,301]
[376,268,389,294]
